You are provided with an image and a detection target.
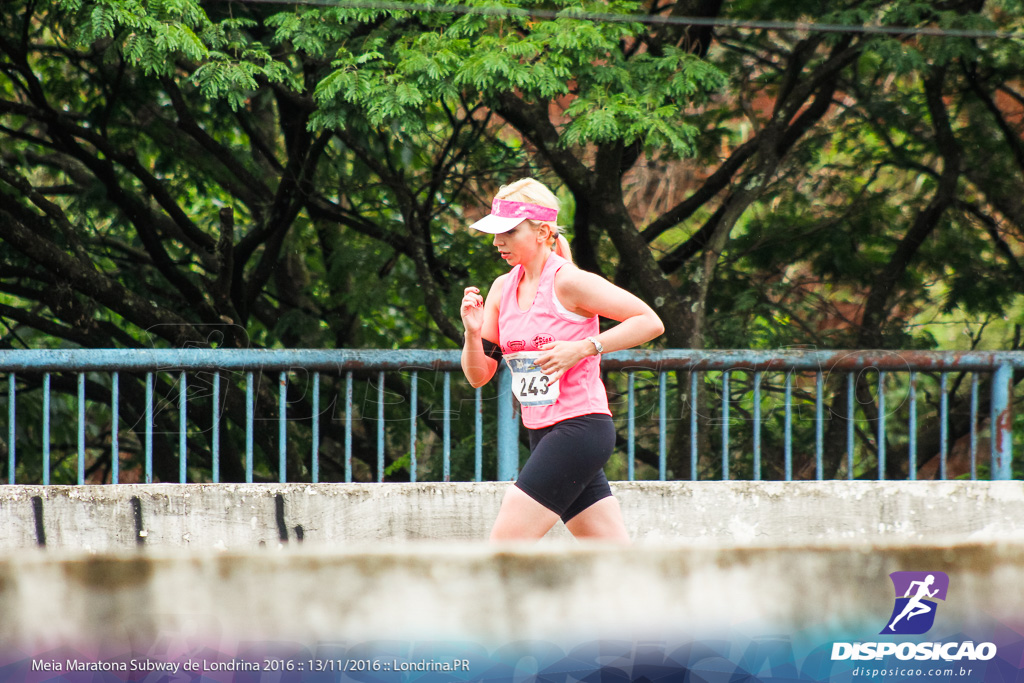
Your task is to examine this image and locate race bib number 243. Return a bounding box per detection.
[505,352,560,407]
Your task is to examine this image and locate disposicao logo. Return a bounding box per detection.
[882,571,949,635]
[831,570,997,663]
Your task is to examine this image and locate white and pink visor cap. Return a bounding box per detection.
[469,198,558,234]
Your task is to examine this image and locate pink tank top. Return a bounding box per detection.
[498,253,611,429]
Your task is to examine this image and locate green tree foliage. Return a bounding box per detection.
[1,0,1022,482]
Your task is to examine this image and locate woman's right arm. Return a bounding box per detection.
[460,275,504,388]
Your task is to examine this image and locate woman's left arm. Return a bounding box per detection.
[534,268,665,381]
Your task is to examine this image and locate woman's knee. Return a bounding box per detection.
[564,496,630,543]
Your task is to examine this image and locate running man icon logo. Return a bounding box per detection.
[881,571,950,635]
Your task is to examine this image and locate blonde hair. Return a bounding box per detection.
[495,178,573,262]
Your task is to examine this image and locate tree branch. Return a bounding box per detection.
[162,77,274,209]
[0,208,209,348]
[856,68,962,348]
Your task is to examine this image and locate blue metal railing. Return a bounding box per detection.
[0,348,1020,484]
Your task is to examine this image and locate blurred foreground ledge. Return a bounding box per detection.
[0,539,1022,648]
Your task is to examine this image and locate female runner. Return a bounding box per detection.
[460,178,664,542]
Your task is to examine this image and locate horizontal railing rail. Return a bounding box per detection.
[3,348,1024,372]
[0,349,1019,485]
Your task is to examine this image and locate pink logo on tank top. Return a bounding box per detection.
[505,340,525,353]
[533,333,554,347]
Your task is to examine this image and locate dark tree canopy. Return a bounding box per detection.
[1,0,1022,483]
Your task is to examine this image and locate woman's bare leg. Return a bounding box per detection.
[489,485,560,541]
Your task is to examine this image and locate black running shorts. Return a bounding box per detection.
[514,413,616,523]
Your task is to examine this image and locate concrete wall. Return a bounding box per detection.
[1,480,1022,550]
[2,482,1023,651]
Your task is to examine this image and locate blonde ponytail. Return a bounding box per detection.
[554,233,573,263]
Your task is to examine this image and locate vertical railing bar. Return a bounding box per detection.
[721,370,730,481]
[690,371,698,482]
[784,372,792,481]
[658,371,667,481]
[345,372,353,483]
[496,362,517,481]
[278,371,287,484]
[377,371,385,483]
[969,373,978,481]
[939,372,948,481]
[145,372,153,484]
[42,373,50,486]
[753,371,762,481]
[990,368,997,479]
[877,370,886,481]
[312,372,320,484]
[77,373,85,485]
[474,386,483,482]
[992,364,1013,480]
[179,372,187,484]
[76,373,88,484]
[627,372,635,482]
[908,371,917,481]
[7,374,14,485]
[443,372,451,483]
[409,370,418,483]
[846,372,855,480]
[245,371,253,484]
[111,372,119,485]
[815,371,823,480]
[212,372,220,484]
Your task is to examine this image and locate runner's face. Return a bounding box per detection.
[492,221,542,265]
